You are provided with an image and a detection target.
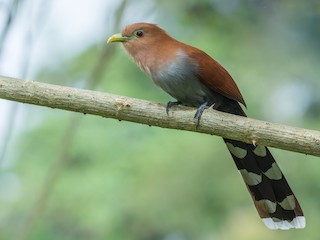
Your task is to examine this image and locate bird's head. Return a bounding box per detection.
[107,22,177,75]
[107,23,173,56]
[107,22,169,44]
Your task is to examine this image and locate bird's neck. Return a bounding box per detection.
[124,39,183,78]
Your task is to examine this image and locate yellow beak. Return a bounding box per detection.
[107,33,129,43]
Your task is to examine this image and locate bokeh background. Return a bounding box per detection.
[0,0,320,239]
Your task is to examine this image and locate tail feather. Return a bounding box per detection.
[224,138,305,230]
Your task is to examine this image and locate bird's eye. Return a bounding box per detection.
[135,30,144,37]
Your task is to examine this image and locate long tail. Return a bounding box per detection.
[218,99,305,229]
[223,138,305,229]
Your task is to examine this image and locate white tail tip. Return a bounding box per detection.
[262,216,306,230]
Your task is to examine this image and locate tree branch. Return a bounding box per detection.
[0,75,319,157]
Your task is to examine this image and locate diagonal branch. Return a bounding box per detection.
[0,75,319,157]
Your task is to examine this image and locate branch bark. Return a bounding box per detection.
[0,75,319,157]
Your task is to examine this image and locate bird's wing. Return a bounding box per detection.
[188,49,246,107]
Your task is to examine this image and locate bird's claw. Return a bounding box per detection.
[194,102,214,128]
[166,101,182,115]
[166,101,214,129]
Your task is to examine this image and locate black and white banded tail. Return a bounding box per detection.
[224,138,305,230]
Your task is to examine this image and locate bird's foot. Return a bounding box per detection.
[166,101,182,115]
[194,102,214,128]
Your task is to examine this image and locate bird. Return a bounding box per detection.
[107,22,305,230]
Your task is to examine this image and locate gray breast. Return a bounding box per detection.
[152,50,221,107]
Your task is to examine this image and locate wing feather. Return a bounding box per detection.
[187,48,246,107]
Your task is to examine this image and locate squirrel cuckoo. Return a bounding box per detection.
[107,23,305,230]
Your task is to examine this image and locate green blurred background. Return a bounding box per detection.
[0,0,320,239]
